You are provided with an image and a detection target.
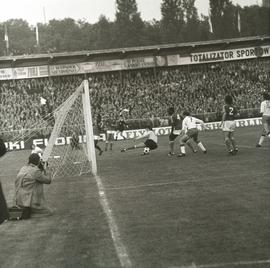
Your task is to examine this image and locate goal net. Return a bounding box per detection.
[42,80,97,179]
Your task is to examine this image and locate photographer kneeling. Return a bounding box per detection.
[14,153,52,218]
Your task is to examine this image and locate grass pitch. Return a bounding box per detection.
[0,126,269,268]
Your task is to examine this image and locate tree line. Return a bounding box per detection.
[0,0,269,56]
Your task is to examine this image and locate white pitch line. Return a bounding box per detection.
[207,141,269,150]
[104,171,270,191]
[177,259,270,268]
[93,175,132,268]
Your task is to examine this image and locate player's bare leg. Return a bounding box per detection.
[168,141,175,156]
[178,135,189,157]
[229,132,238,154]
[121,142,145,152]
[186,140,197,153]
[256,134,265,147]
[196,141,207,153]
[193,133,206,153]
[223,132,233,154]
[95,140,103,156]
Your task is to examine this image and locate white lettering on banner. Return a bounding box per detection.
[82,59,123,73]
[5,141,25,150]
[168,46,270,66]
[0,68,13,80]
[12,66,48,79]
[13,67,28,79]
[50,64,80,76]
[33,139,44,146]
[156,56,167,67]
[39,66,49,77]
[123,57,155,69]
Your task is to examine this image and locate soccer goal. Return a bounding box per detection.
[42,79,97,179]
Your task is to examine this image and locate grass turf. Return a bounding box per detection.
[0,126,269,268]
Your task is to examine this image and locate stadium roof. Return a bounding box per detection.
[0,35,269,67]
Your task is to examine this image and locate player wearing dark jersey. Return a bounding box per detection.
[220,95,239,155]
[167,107,196,156]
[101,116,115,151]
[115,116,127,140]
[93,124,103,156]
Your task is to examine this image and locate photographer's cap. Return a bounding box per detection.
[28,153,40,166]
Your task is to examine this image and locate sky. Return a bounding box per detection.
[0,0,260,26]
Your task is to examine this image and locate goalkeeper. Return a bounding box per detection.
[120,125,158,153]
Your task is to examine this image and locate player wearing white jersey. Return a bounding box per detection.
[167,107,196,156]
[31,144,44,158]
[178,111,208,157]
[121,125,158,154]
[256,92,270,147]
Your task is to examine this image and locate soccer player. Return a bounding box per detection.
[70,131,81,150]
[168,107,196,156]
[179,111,208,157]
[120,125,157,154]
[31,144,44,158]
[220,95,239,155]
[101,115,115,151]
[256,92,270,147]
[115,115,127,141]
[93,123,103,156]
[0,136,7,157]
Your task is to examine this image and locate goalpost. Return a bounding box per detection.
[42,79,97,179]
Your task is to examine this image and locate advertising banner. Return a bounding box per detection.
[81,59,123,73]
[123,56,155,69]
[168,46,270,66]
[49,63,81,76]
[0,68,13,80]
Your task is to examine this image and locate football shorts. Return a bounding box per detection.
[222,121,236,132]
[186,128,199,140]
[169,130,184,141]
[262,115,270,125]
[106,131,115,141]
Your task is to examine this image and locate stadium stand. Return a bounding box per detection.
[0,57,269,133]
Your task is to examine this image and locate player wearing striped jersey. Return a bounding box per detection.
[120,125,157,154]
[179,111,208,157]
[256,92,270,147]
[220,95,239,155]
[167,107,196,156]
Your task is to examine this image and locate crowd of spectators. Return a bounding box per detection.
[0,57,269,133]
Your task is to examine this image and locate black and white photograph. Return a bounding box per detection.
[0,0,269,267]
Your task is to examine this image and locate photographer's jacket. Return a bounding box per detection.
[15,164,51,208]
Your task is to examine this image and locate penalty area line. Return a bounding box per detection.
[177,259,270,268]
[93,175,132,268]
